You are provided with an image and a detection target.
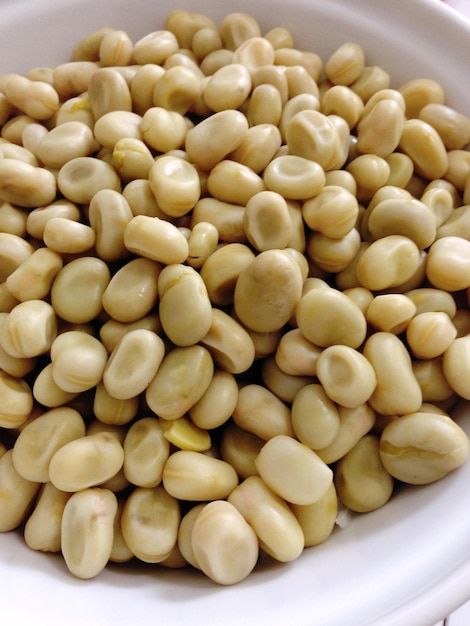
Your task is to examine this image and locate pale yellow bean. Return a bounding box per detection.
[399,77,445,119]
[192,197,246,243]
[88,67,132,119]
[102,257,160,323]
[199,48,234,76]
[426,236,470,291]
[0,202,28,238]
[51,256,110,324]
[0,159,56,208]
[228,475,304,562]
[191,26,223,59]
[363,331,422,415]
[98,29,133,66]
[122,417,170,488]
[103,329,165,400]
[43,217,96,254]
[245,84,282,127]
[290,383,340,450]
[321,85,364,129]
[0,313,36,378]
[73,26,114,61]
[6,247,63,302]
[185,109,248,171]
[302,185,358,239]
[350,65,391,101]
[0,233,34,284]
[52,61,98,99]
[163,450,238,500]
[0,300,56,359]
[219,421,263,479]
[367,197,436,249]
[259,355,311,404]
[444,149,470,191]
[202,63,251,111]
[145,345,214,421]
[112,137,154,182]
[356,235,421,291]
[0,369,33,429]
[418,103,470,150]
[124,215,189,264]
[385,152,414,188]
[61,487,117,579]
[50,330,108,394]
[234,249,303,333]
[306,228,361,273]
[26,199,80,240]
[275,328,321,377]
[437,205,470,241]
[443,336,470,399]
[229,124,282,174]
[233,383,294,440]
[0,449,40,532]
[36,121,96,169]
[200,242,255,306]
[366,293,416,334]
[189,369,238,430]
[191,500,259,585]
[405,287,457,318]
[88,189,133,262]
[152,65,201,115]
[412,358,455,403]
[406,312,457,359]
[206,159,265,206]
[186,221,218,269]
[286,110,340,171]
[32,362,78,408]
[357,98,404,157]
[24,482,72,553]
[148,155,200,217]
[399,119,449,180]
[380,411,469,484]
[158,264,212,346]
[335,434,394,512]
[275,48,322,82]
[291,481,337,547]
[324,42,365,86]
[1,73,59,120]
[297,287,367,348]
[58,156,121,204]
[346,154,390,201]
[49,432,124,492]
[141,106,187,153]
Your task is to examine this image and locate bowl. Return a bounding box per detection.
[1,0,470,624]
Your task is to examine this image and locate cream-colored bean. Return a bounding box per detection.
[217,11,260,50]
[366,293,416,334]
[54,93,95,128]
[130,29,177,65]
[177,503,206,569]
[290,383,340,450]
[335,434,394,512]
[443,335,470,400]
[263,154,325,200]
[245,84,282,127]
[93,110,142,150]
[145,345,214,421]
[160,415,211,452]
[220,421,263,479]
[36,121,96,169]
[0,202,28,238]
[191,500,259,585]
[151,65,201,115]
[148,155,200,217]
[229,124,282,174]
[199,48,234,75]
[52,61,98,100]
[297,287,367,348]
[399,77,445,119]
[158,264,212,346]
[24,482,72,553]
[263,26,293,50]
[186,221,218,269]
[165,10,217,48]
[0,300,56,359]
[202,63,251,111]
[418,103,470,150]
[163,450,238,501]
[102,257,160,323]
[92,384,137,430]
[0,449,40,532]
[124,215,189,264]
[385,152,414,188]
[61,487,117,579]
[420,186,454,229]
[316,345,377,408]
[363,331,422,415]
[200,244,253,307]
[324,42,365,86]
[228,475,304,562]
[244,190,293,251]
[1,114,36,144]
[32,362,78,408]
[275,328,321,377]
[291,481,337,547]
[200,308,255,374]
[112,137,154,182]
[12,407,85,482]
[189,369,238,430]
[98,29,133,66]
[307,228,361,273]
[72,26,114,61]
[0,233,34,283]
[0,159,56,208]
[0,73,59,120]
[343,286,374,315]
[350,65,391,101]
[255,435,333,506]
[357,98,404,157]
[192,197,246,243]
[6,247,63,302]
[405,287,457,318]
[234,249,303,332]
[380,411,469,485]
[260,356,313,404]
[0,313,36,378]
[103,329,165,400]
[367,197,436,249]
[232,383,294,440]
[26,199,80,240]
[141,107,187,153]
[413,358,455,403]
[58,156,121,204]
[302,185,358,239]
[407,312,457,359]
[0,92,12,126]
[0,141,38,165]
[399,119,449,180]
[427,236,470,291]
[356,235,421,291]
[252,64,289,103]
[284,65,319,100]
[346,154,390,202]
[437,205,470,240]
[185,109,248,171]
[49,432,124,492]
[122,417,170,488]
[0,282,20,314]
[50,330,108,394]
[88,67,132,119]
[321,85,364,129]
[444,149,470,191]
[0,369,33,429]
[88,189,133,262]
[274,48,322,82]
[98,314,160,355]
[285,110,339,171]
[129,64,165,116]
[191,26,223,59]
[206,159,265,206]
[43,217,96,254]
[51,256,110,324]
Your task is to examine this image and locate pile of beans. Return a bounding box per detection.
[1,9,470,586]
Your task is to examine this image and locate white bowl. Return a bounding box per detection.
[1,0,470,624]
